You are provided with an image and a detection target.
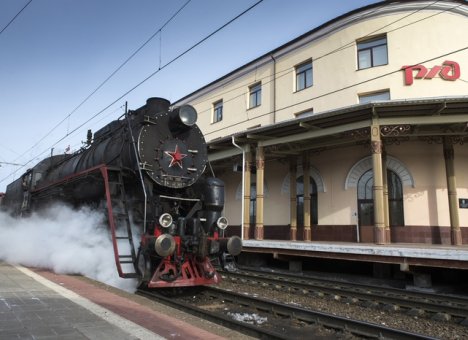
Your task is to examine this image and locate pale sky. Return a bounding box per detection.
[0,0,379,191]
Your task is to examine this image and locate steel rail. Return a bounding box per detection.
[137,288,285,339]
[223,268,468,323]
[137,287,434,339]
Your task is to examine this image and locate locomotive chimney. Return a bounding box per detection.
[146,97,170,114]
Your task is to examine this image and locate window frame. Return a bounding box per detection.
[296,175,318,225]
[249,82,262,109]
[357,169,404,227]
[358,90,390,104]
[357,35,388,70]
[213,100,223,123]
[295,60,313,92]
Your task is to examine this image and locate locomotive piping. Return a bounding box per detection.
[125,102,148,233]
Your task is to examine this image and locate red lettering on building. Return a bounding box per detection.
[401,60,460,85]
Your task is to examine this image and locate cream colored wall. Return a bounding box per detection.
[455,144,468,227]
[189,61,275,142]
[387,142,449,226]
[182,5,468,141]
[387,142,468,227]
[220,161,290,226]
[274,9,468,121]
[313,146,369,226]
[221,169,242,225]
[221,142,468,228]
[263,161,290,225]
[184,2,468,229]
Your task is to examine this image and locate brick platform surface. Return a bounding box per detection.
[0,261,250,339]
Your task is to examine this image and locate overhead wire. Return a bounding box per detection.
[0,0,455,182]
[12,0,192,166]
[2,0,465,182]
[0,0,264,185]
[180,1,465,135]
[47,0,264,148]
[203,45,468,136]
[185,0,449,112]
[0,0,33,36]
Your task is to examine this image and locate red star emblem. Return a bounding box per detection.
[164,145,187,168]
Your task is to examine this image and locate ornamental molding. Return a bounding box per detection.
[345,155,415,190]
[281,165,326,194]
[380,125,411,137]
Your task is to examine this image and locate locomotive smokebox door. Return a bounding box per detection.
[137,108,207,189]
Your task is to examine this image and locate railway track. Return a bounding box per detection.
[137,286,434,339]
[221,267,468,325]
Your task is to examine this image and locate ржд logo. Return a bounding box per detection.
[401,60,460,86]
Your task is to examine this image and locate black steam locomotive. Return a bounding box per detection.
[1,98,242,288]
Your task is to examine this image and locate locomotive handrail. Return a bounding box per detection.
[31,163,109,193]
[125,105,148,233]
[159,195,201,202]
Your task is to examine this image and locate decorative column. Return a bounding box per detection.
[255,145,265,240]
[289,158,297,241]
[443,137,462,245]
[303,153,312,241]
[382,150,391,243]
[371,123,387,244]
[243,151,252,240]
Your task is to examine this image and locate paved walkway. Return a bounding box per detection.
[0,261,161,339]
[0,261,249,339]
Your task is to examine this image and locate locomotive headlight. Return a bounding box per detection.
[178,105,197,126]
[170,105,197,132]
[216,216,229,230]
[159,213,173,228]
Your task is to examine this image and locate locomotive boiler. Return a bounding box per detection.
[1,97,242,288]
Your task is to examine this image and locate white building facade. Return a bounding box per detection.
[176,0,468,245]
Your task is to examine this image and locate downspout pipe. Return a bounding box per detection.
[270,54,277,124]
[232,136,245,240]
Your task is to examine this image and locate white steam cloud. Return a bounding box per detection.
[0,204,138,292]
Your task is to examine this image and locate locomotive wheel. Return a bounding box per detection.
[136,249,152,287]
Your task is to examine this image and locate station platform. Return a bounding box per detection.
[0,261,249,339]
[242,240,468,269]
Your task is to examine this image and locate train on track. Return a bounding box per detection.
[1,97,242,288]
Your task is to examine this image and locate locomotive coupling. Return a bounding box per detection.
[155,234,176,257]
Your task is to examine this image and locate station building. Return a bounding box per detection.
[176,0,468,247]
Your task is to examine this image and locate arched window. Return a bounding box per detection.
[357,170,404,226]
[297,175,318,225]
[387,171,404,226]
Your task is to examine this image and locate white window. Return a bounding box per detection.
[249,83,262,108]
[359,90,390,104]
[357,36,388,69]
[213,100,223,123]
[295,60,313,91]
